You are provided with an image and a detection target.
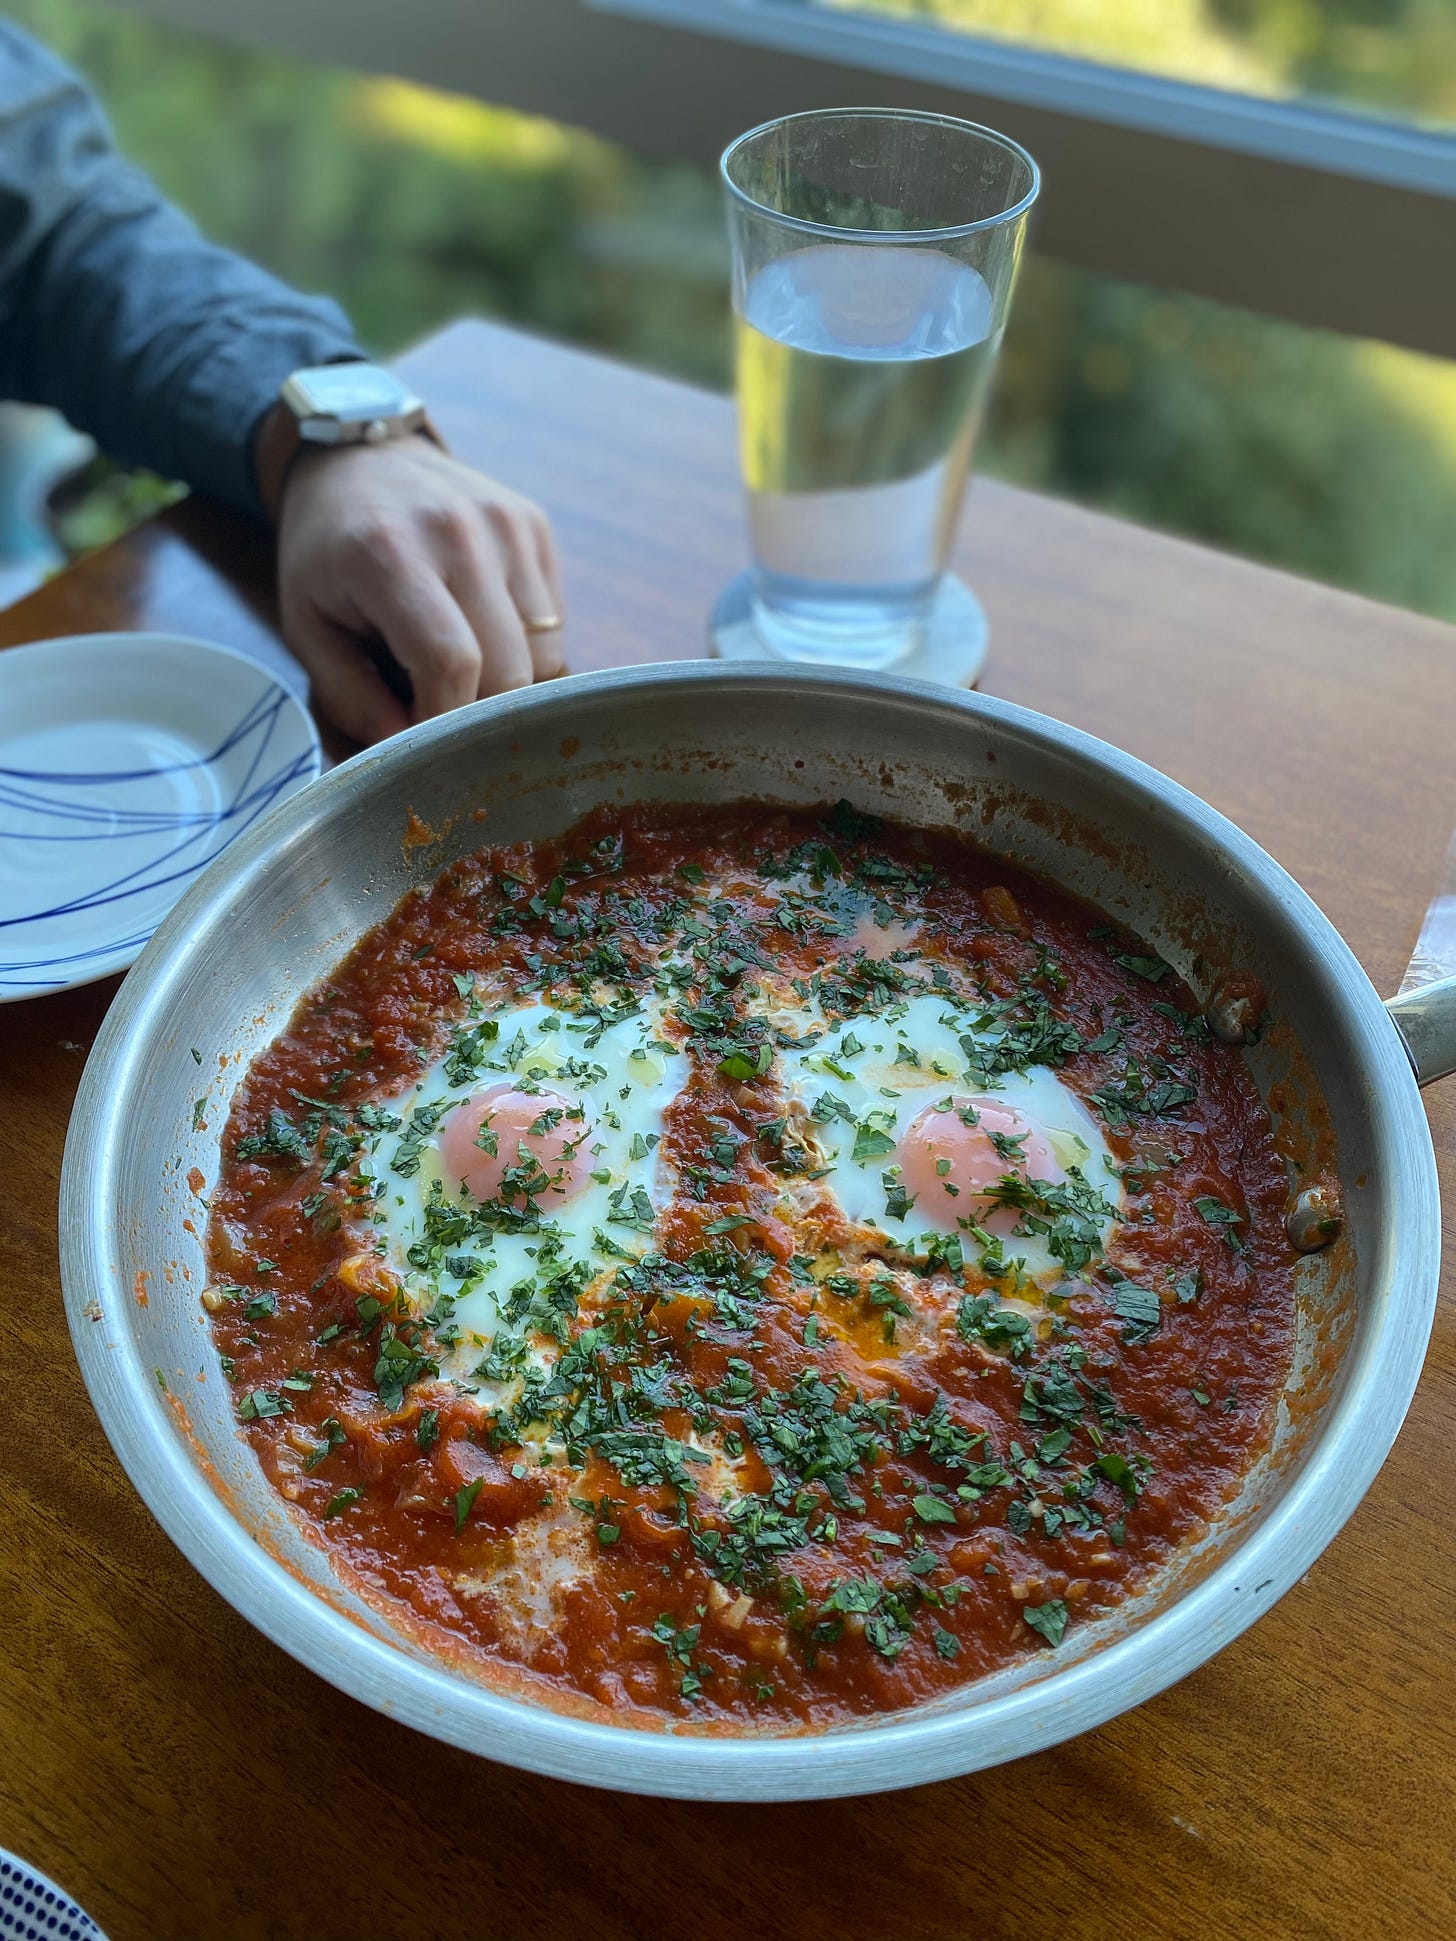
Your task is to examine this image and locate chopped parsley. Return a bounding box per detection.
[1023,1599,1069,1647]
[1194,1196,1246,1250]
[911,1493,957,1526]
[235,1107,310,1166]
[237,1388,288,1422]
[1107,1280,1162,1343]
[202,808,1265,1718]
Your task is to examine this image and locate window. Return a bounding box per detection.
[827,0,1456,133]
[9,0,1456,629]
[581,0,1456,358]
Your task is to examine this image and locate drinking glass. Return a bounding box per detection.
[711,109,1039,678]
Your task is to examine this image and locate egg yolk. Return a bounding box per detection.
[848,908,921,962]
[898,1096,1060,1219]
[440,1083,591,1205]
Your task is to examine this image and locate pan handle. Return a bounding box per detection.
[1386,977,1456,1088]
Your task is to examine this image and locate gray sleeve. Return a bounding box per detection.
[0,24,363,519]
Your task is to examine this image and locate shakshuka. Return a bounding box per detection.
[205,802,1297,1728]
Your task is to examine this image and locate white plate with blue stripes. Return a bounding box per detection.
[0,633,321,1003]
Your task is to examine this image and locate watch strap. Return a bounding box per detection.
[254,392,445,524]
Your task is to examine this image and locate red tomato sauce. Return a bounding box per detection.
[206,803,1296,1729]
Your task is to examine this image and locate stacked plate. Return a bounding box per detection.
[0,634,320,1001]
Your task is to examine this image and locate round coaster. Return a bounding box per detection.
[0,632,321,1003]
[709,572,988,689]
[0,1848,107,1940]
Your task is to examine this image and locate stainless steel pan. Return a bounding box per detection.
[59,663,1450,1800]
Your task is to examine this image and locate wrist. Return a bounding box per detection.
[252,399,298,525]
[252,363,442,525]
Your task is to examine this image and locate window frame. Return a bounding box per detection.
[126,0,1456,356]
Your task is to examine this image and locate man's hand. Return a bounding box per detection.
[275,435,564,746]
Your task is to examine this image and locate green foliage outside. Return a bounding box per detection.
[841,0,1456,125]
[8,0,1456,621]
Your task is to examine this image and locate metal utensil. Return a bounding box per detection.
[60,664,1449,1800]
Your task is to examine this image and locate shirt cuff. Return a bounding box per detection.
[171,314,364,522]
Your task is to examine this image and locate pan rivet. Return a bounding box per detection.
[1287,1184,1343,1252]
[1207,974,1267,1045]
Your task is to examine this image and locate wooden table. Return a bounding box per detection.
[3,319,1455,1941]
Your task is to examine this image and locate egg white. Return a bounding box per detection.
[359,995,688,1389]
[774,990,1121,1284]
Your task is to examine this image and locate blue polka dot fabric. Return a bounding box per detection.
[0,1852,106,1941]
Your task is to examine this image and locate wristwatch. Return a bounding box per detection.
[255,362,437,519]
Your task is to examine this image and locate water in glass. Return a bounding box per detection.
[736,242,998,665]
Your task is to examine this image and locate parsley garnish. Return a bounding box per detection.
[719,1044,773,1082]
[956,1295,1033,1360]
[1023,1599,1069,1647]
[852,1115,897,1163]
[237,1388,288,1421]
[911,1493,957,1526]
[235,1107,310,1167]
[304,1418,346,1471]
[1091,1062,1197,1126]
[1108,1281,1161,1342]
[1094,1451,1139,1499]
[1194,1196,1246,1250]
[1114,952,1172,984]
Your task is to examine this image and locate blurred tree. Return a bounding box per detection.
[1206,0,1456,123]
[843,0,1456,122]
[994,265,1456,616]
[4,0,1455,621]
[832,0,1266,89]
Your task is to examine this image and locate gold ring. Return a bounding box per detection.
[522,613,564,634]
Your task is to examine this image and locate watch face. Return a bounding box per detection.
[286,364,418,423]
